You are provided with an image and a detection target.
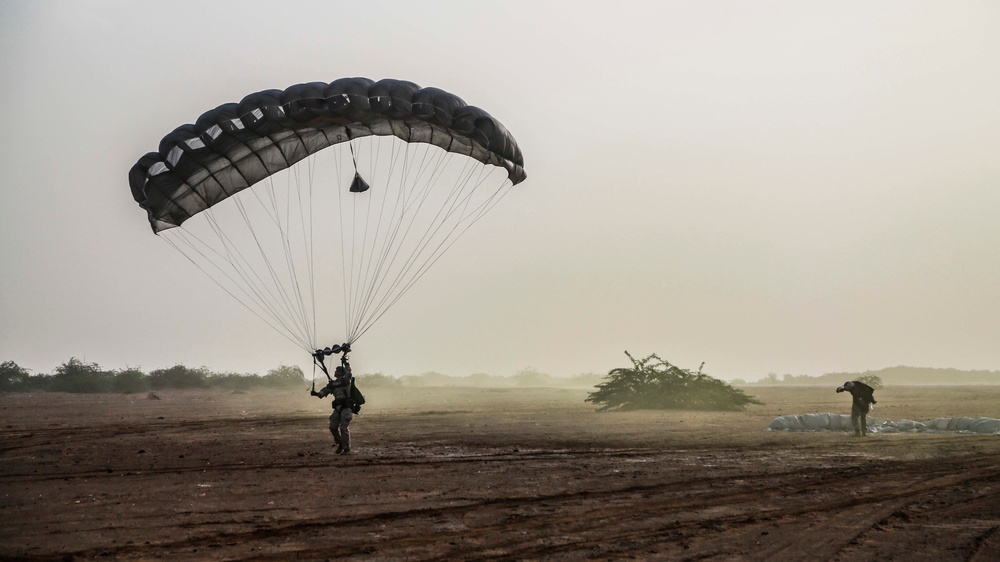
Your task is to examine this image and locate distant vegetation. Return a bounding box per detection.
[8,358,992,396]
[0,359,306,394]
[733,366,1000,386]
[586,352,763,412]
[0,360,601,394]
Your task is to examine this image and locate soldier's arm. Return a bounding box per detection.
[316,383,334,398]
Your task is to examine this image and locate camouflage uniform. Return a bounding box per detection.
[316,365,355,454]
[837,381,877,437]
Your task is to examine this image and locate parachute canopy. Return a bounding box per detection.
[129,77,526,233]
[128,78,526,352]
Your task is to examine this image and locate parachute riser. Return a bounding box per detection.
[312,342,352,384]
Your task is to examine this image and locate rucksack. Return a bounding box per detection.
[350,380,366,414]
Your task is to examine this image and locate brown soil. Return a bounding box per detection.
[2,385,999,561]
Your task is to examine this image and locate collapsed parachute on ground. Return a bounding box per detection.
[129,78,526,353]
[767,414,1000,434]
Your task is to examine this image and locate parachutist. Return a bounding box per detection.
[310,362,365,454]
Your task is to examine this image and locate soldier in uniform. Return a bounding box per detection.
[836,380,877,437]
[311,359,356,454]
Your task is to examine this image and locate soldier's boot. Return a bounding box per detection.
[333,433,343,454]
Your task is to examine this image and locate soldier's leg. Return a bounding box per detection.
[329,411,343,451]
[851,403,862,437]
[860,404,869,436]
[339,409,354,453]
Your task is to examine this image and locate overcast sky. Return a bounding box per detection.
[2,1,998,381]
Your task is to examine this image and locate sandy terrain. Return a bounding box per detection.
[2,384,999,561]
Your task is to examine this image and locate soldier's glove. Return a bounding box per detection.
[310,390,319,397]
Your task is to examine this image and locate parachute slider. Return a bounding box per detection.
[347,143,370,192]
[349,172,370,193]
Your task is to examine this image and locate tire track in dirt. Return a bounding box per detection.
[744,463,1000,562]
[0,446,675,482]
[41,452,1000,561]
[0,416,317,454]
[424,456,1000,561]
[970,525,1000,562]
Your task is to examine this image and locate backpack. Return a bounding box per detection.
[350,380,366,414]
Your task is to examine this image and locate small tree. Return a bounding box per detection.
[49,358,113,393]
[0,361,31,391]
[113,367,150,394]
[586,352,763,411]
[264,365,306,387]
[149,364,208,389]
[356,372,402,387]
[207,371,259,391]
[856,374,884,390]
[512,367,552,387]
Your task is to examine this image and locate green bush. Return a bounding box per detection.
[586,352,763,412]
[263,365,306,387]
[113,368,150,393]
[205,371,258,390]
[48,358,114,393]
[1,361,31,391]
[856,374,884,390]
[355,372,402,387]
[149,365,209,389]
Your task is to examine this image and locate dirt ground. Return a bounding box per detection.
[2,384,999,561]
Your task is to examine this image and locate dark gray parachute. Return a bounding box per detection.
[129,77,526,233]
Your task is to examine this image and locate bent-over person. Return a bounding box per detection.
[836,380,877,437]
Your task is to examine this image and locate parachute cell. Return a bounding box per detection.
[130,78,525,233]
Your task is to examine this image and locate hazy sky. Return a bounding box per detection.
[2,1,998,381]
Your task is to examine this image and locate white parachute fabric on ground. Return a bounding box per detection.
[766,413,857,432]
[767,415,1000,434]
[919,417,1000,434]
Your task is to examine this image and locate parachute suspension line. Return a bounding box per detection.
[366,146,467,298]
[344,138,446,342]
[353,170,512,342]
[289,166,317,349]
[304,156,319,351]
[283,163,317,349]
[165,173,316,353]
[198,209,307,347]
[344,138,514,343]
[261,174,310,345]
[160,230,309,352]
[232,185,313,350]
[334,142,351,342]
[345,135,410,342]
[346,139,380,343]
